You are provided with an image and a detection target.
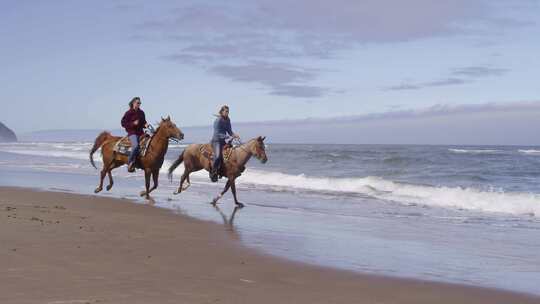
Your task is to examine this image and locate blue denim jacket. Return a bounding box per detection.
[211,116,233,143]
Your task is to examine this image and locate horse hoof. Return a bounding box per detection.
[173,189,181,195]
[211,194,223,205]
[236,202,245,208]
[106,185,113,191]
[94,188,102,193]
[139,191,146,197]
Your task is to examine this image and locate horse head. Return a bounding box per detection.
[249,136,267,163]
[159,116,184,141]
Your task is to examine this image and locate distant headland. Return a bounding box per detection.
[0,122,17,142]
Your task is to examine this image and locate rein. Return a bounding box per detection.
[144,124,168,156]
[232,139,251,155]
[150,123,181,144]
[233,139,265,161]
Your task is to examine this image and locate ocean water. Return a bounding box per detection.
[1,142,540,295]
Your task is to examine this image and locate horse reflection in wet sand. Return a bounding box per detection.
[168,136,268,207]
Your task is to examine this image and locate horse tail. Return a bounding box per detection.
[168,150,184,181]
[89,131,113,169]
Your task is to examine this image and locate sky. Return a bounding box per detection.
[1,0,539,144]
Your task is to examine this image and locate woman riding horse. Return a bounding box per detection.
[210,105,239,182]
[121,97,148,172]
[90,116,184,199]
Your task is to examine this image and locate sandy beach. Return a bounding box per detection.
[0,187,538,304]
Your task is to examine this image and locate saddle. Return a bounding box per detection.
[113,134,152,156]
[200,143,234,163]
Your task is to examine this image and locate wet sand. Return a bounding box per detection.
[1,187,538,304]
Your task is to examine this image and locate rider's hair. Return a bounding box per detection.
[129,97,141,109]
[219,105,229,116]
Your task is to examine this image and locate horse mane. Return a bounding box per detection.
[154,121,163,133]
[153,117,173,134]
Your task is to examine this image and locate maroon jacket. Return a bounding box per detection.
[121,109,147,136]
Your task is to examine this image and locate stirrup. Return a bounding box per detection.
[209,167,219,182]
[210,172,218,182]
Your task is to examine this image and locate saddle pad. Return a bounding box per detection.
[200,144,233,162]
[113,135,151,156]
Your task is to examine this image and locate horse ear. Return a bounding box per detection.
[166,115,170,121]
[161,116,165,121]
[261,136,266,141]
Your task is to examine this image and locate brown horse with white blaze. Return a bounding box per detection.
[89,116,184,199]
[168,136,268,207]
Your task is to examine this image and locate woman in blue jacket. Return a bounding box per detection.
[210,105,239,182]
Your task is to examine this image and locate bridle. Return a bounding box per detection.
[148,123,181,144]
[232,138,265,161]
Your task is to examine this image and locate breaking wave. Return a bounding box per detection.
[167,165,540,216]
[448,149,502,154]
[518,149,540,155]
[238,170,540,216]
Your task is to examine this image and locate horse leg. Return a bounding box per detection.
[146,168,159,195]
[94,170,106,193]
[95,160,112,193]
[212,180,231,205]
[174,170,190,195]
[140,169,151,199]
[182,173,191,191]
[230,179,244,208]
[106,162,122,191]
[106,171,114,191]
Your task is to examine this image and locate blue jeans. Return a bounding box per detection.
[212,140,224,172]
[128,134,140,165]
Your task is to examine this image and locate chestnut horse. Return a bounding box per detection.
[168,136,268,207]
[89,116,184,199]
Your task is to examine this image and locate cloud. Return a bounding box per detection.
[385,65,509,91]
[383,84,421,91]
[143,1,487,58]
[316,100,540,122]
[176,100,540,145]
[451,66,509,77]
[210,62,329,98]
[131,1,530,97]
[161,53,216,65]
[211,62,315,84]
[384,78,470,91]
[112,3,139,11]
[269,85,330,98]
[237,100,540,125]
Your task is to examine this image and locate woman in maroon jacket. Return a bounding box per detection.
[121,97,148,172]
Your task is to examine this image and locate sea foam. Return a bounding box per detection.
[166,163,540,217]
[448,149,502,154]
[518,149,540,155]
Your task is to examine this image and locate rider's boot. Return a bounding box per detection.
[127,162,136,173]
[210,168,218,182]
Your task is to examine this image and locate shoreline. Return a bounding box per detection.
[1,186,539,303]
